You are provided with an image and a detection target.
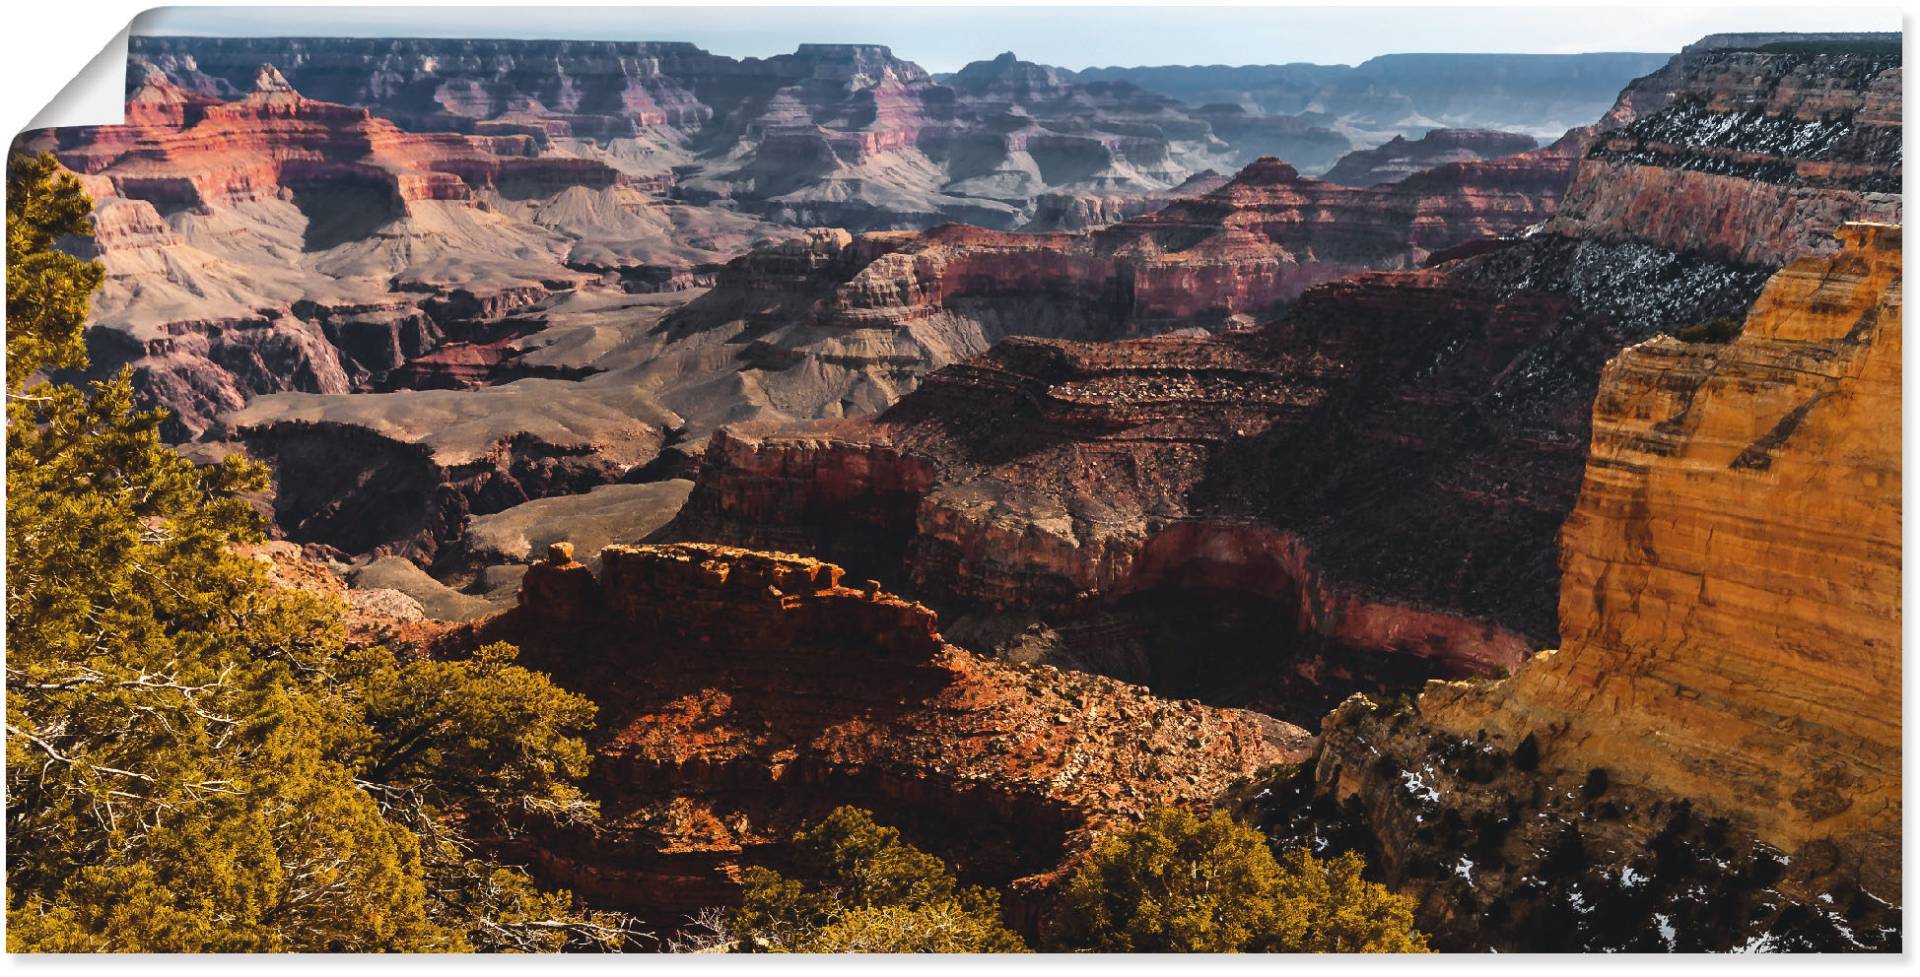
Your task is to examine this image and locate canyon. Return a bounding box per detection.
[19,26,1905,952]
[19,35,1618,448]
[660,37,1898,709]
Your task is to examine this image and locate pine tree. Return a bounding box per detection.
[1045,806,1429,952]
[5,152,626,952]
[723,806,1028,952]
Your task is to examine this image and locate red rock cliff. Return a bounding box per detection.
[458,543,1309,928]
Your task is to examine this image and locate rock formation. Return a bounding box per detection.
[631,144,1580,451]
[662,37,1898,718]
[448,543,1308,928]
[1425,221,1902,882]
[25,64,783,438]
[1321,128,1539,186]
[1551,37,1902,265]
[1291,220,1902,952]
[124,40,1227,231]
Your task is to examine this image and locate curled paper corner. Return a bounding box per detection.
[24,23,133,133]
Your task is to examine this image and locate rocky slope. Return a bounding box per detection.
[1283,221,1902,952]
[446,543,1307,929]
[1424,222,1902,884]
[25,64,783,438]
[1320,127,1538,186]
[216,377,681,566]
[660,36,1898,718]
[629,145,1578,448]
[1550,37,1902,265]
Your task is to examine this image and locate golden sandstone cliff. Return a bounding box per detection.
[1424,222,1902,888]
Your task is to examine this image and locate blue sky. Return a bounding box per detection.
[131,5,1901,73]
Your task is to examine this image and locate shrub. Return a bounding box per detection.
[1675,316,1742,343]
[6,153,625,951]
[724,807,1027,953]
[1046,806,1428,952]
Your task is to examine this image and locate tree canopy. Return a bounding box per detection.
[1046,806,1429,953]
[5,153,623,951]
[723,806,1028,953]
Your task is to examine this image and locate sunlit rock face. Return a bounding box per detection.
[443,543,1308,931]
[1283,222,1902,953]
[1424,222,1902,888]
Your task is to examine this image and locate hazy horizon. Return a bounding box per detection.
[129,5,1900,73]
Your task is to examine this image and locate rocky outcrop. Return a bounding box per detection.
[452,543,1308,928]
[1282,222,1903,952]
[664,36,1895,720]
[1422,222,1902,886]
[1321,128,1539,186]
[667,273,1610,714]
[219,379,679,563]
[1551,42,1901,265]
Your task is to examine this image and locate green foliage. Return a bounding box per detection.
[7,154,102,390]
[5,154,623,951]
[1675,316,1742,344]
[725,806,1028,953]
[1046,806,1429,953]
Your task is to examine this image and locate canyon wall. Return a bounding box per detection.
[665,38,1898,715]
[1292,220,1902,951]
[1422,222,1901,880]
[1551,41,1902,264]
[452,543,1307,929]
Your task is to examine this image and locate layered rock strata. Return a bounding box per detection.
[664,37,1898,715]
[1552,39,1902,264]
[1291,221,1903,951]
[27,65,782,437]
[1423,222,1902,883]
[1320,128,1539,186]
[450,543,1308,927]
[637,144,1582,447]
